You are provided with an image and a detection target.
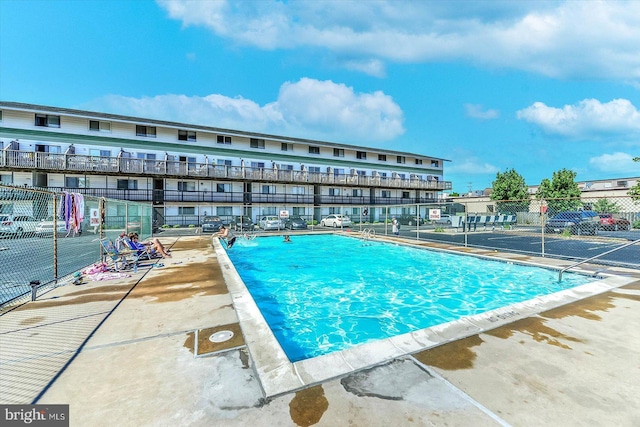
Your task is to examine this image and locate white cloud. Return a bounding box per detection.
[157,0,640,80]
[83,78,404,143]
[447,157,499,175]
[589,152,640,174]
[464,103,499,120]
[516,99,640,138]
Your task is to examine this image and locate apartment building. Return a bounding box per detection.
[0,101,451,225]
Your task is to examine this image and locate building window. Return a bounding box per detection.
[35,144,61,154]
[352,189,362,197]
[281,143,293,151]
[398,173,406,179]
[65,177,87,188]
[329,188,340,196]
[357,170,366,176]
[292,186,305,195]
[250,138,265,149]
[431,160,439,167]
[90,149,111,157]
[279,164,294,170]
[137,153,156,160]
[381,190,391,198]
[378,154,386,161]
[292,207,306,216]
[35,114,60,128]
[402,191,410,199]
[380,172,387,178]
[397,156,406,164]
[251,162,265,168]
[262,185,276,194]
[309,146,320,155]
[178,130,196,141]
[117,179,138,190]
[178,207,195,215]
[415,159,423,165]
[356,151,366,160]
[216,183,230,192]
[217,206,232,216]
[216,159,232,166]
[0,111,3,121]
[617,180,628,187]
[334,168,344,176]
[178,181,196,191]
[89,120,111,132]
[308,166,321,173]
[217,135,232,144]
[333,148,344,157]
[136,125,156,138]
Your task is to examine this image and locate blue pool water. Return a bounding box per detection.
[226,234,593,362]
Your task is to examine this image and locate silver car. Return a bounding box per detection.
[321,214,352,228]
[259,216,284,230]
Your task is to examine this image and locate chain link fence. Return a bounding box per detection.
[0,184,153,309]
[337,195,640,270]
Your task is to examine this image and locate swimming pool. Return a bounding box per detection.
[227,234,593,362]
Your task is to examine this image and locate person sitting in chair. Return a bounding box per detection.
[128,232,171,258]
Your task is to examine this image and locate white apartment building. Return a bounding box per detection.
[0,102,451,225]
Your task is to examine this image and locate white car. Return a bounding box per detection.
[321,214,352,228]
[0,214,38,237]
[258,216,284,230]
[35,217,69,236]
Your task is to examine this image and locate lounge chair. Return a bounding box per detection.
[100,238,139,271]
[120,236,161,261]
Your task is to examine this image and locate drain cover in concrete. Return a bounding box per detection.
[209,330,234,343]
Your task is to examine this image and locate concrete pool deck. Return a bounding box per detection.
[2,234,640,426]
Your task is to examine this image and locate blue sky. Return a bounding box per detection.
[1,0,640,193]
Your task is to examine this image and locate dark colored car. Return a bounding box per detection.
[284,216,308,230]
[545,211,599,235]
[398,215,424,226]
[230,215,254,231]
[598,213,631,231]
[201,216,224,233]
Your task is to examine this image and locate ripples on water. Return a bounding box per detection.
[227,234,592,361]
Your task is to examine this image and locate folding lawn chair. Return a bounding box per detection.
[100,238,139,271]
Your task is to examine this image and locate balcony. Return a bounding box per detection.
[0,150,452,191]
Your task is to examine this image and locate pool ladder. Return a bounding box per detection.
[360,228,376,245]
[558,237,640,281]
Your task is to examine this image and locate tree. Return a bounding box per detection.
[535,168,582,213]
[592,198,620,213]
[490,168,530,213]
[627,157,640,201]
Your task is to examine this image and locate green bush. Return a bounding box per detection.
[188,224,195,228]
[633,220,640,229]
[307,220,318,226]
[561,229,571,237]
[434,227,445,232]
[173,224,181,228]
[161,224,170,229]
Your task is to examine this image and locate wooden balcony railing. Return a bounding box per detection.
[1,150,452,190]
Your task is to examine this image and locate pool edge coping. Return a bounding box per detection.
[212,233,640,399]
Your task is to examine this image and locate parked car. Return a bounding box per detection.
[35,216,73,237]
[259,216,284,230]
[201,216,224,233]
[320,214,352,228]
[598,213,631,231]
[433,214,452,225]
[284,216,308,230]
[0,214,38,237]
[545,211,599,235]
[398,215,424,226]
[230,216,254,231]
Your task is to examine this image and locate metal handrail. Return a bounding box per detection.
[558,237,640,281]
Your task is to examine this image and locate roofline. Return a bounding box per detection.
[0,101,452,162]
